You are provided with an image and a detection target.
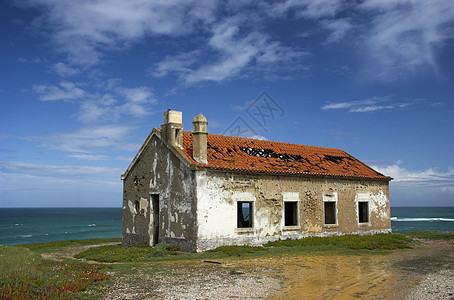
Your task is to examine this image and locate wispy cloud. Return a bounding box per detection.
[23,0,217,66]
[321,97,417,113]
[151,20,307,84]
[19,0,454,83]
[322,18,353,43]
[359,0,454,78]
[76,86,156,123]
[68,154,108,161]
[43,125,140,153]
[267,0,344,19]
[33,81,85,101]
[31,78,157,123]
[0,160,122,189]
[53,62,79,77]
[372,163,454,190]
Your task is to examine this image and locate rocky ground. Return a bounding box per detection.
[403,240,454,300]
[43,239,453,299]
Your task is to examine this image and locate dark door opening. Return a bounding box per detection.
[151,194,159,245]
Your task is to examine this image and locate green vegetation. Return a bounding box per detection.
[207,245,267,256]
[75,233,412,263]
[0,246,106,299]
[74,242,179,263]
[265,233,412,250]
[403,230,454,241]
[0,232,446,297]
[17,238,122,253]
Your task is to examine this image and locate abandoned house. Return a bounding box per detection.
[122,110,392,252]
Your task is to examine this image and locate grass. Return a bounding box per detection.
[207,245,267,256]
[74,242,179,263]
[74,233,413,263]
[0,232,445,297]
[17,238,122,253]
[402,230,454,241]
[0,246,107,299]
[264,233,412,250]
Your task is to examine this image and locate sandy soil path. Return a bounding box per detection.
[45,240,453,299]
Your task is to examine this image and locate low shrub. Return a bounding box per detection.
[265,233,411,250]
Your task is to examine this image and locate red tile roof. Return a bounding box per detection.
[181,132,390,180]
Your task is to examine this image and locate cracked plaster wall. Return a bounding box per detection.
[195,170,391,251]
[122,135,197,251]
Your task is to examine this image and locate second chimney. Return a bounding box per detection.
[192,113,208,164]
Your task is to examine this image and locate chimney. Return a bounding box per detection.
[160,109,183,148]
[192,113,208,164]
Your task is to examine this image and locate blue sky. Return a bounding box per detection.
[1,0,453,207]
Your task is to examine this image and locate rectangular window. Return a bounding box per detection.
[284,201,298,226]
[237,201,253,228]
[324,202,336,225]
[358,202,369,223]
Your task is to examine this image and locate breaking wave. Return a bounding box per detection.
[391,217,454,222]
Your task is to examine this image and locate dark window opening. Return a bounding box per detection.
[324,202,336,225]
[284,202,298,226]
[358,202,369,223]
[237,202,253,228]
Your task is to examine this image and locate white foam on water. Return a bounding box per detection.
[391,217,454,222]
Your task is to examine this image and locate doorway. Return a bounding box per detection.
[151,194,159,245]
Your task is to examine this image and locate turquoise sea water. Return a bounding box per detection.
[0,207,452,245]
[390,207,454,233]
[0,208,122,246]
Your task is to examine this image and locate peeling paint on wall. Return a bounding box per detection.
[123,131,391,252]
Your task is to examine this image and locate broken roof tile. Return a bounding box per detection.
[181,132,390,180]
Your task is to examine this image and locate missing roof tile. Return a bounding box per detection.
[239,147,303,162]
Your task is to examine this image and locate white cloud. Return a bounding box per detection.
[43,125,140,153]
[359,0,454,77]
[0,161,122,193]
[151,51,200,78]
[372,163,454,190]
[115,86,157,117]
[33,81,85,101]
[268,0,344,19]
[322,18,353,43]
[153,21,306,84]
[321,97,418,113]
[24,0,217,66]
[53,62,79,77]
[76,85,156,123]
[68,154,108,160]
[20,0,454,84]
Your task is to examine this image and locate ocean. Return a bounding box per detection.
[0,207,453,246]
[0,208,122,246]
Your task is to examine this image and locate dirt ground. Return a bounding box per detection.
[46,240,454,299]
